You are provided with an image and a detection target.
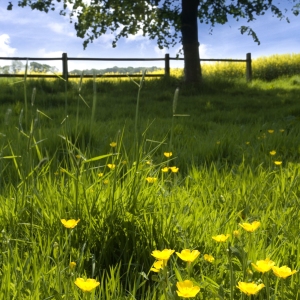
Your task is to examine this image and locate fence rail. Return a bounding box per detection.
[0,53,252,82]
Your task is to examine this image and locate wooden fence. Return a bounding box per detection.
[0,53,252,82]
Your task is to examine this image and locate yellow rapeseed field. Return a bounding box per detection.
[12,53,300,81]
[115,53,300,81]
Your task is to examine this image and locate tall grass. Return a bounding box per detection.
[0,53,300,299]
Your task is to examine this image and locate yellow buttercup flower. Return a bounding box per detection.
[274,161,282,166]
[203,254,215,263]
[161,167,169,173]
[233,230,240,238]
[176,249,200,263]
[107,164,116,169]
[239,221,260,232]
[74,278,100,293]
[272,265,297,279]
[212,234,230,242]
[69,261,76,270]
[103,179,109,184]
[110,142,117,147]
[61,219,80,229]
[151,249,174,265]
[146,177,157,183]
[164,152,172,158]
[170,166,179,173]
[150,260,164,273]
[176,280,200,298]
[252,258,275,273]
[98,172,104,177]
[269,150,276,156]
[268,130,274,134]
[237,282,265,296]
[279,129,285,133]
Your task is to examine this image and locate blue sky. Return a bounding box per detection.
[0,1,299,71]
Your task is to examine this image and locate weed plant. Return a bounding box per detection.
[0,54,300,299]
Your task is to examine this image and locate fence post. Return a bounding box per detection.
[164,53,170,77]
[246,53,252,82]
[62,52,68,81]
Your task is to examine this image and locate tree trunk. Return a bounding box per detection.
[181,0,201,84]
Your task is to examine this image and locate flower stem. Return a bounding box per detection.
[187,262,192,278]
[280,278,284,300]
[162,264,169,300]
[264,272,270,300]
[227,245,234,300]
[85,292,91,300]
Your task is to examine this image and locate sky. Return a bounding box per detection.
[0,1,299,72]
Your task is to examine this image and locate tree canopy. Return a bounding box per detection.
[7,0,300,84]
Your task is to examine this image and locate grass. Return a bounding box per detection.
[0,55,300,299]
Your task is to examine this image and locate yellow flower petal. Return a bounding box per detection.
[69,261,76,270]
[151,249,175,261]
[164,152,172,158]
[212,234,230,242]
[239,221,260,232]
[237,282,265,296]
[110,142,117,147]
[61,219,80,229]
[176,249,200,263]
[272,265,297,279]
[170,166,179,173]
[176,280,200,298]
[74,278,100,293]
[251,258,275,273]
[233,230,240,238]
[146,177,157,183]
[203,254,215,263]
[150,260,164,272]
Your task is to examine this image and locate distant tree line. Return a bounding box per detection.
[70,66,160,75]
[0,61,59,74]
[0,61,160,75]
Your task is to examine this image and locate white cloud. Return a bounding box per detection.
[126,29,145,42]
[37,49,64,58]
[154,43,210,58]
[154,45,167,55]
[199,44,210,58]
[95,33,115,45]
[35,49,65,71]
[48,22,75,37]
[0,34,16,56]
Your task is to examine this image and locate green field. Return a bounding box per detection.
[0,54,300,299]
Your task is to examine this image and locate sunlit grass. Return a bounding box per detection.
[0,53,300,299]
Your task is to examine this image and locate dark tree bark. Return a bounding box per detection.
[181,0,201,84]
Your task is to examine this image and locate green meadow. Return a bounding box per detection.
[0,54,300,299]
